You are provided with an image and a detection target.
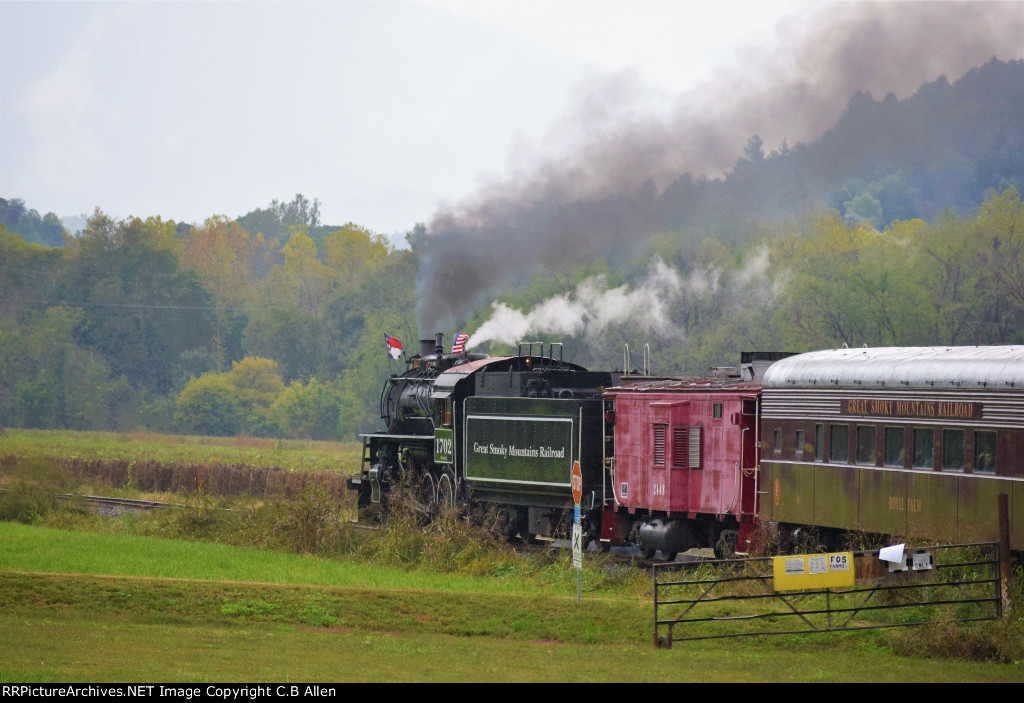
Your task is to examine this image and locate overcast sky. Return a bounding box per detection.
[0,1,1016,236]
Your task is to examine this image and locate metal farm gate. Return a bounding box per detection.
[653,541,1009,648]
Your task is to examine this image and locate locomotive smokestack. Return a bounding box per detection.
[435,332,445,357]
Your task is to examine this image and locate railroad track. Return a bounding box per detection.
[55,493,174,516]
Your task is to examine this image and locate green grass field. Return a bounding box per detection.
[0,429,364,474]
[2,428,1023,682]
[1,523,1023,682]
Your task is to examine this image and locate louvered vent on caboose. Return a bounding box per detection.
[653,425,666,466]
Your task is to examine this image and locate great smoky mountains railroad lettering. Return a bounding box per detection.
[472,442,566,459]
[842,399,981,420]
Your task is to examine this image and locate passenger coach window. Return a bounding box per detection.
[975,431,996,474]
[829,424,849,463]
[884,427,905,467]
[815,424,824,461]
[913,429,934,469]
[795,429,805,456]
[856,426,876,465]
[773,428,782,454]
[942,429,965,472]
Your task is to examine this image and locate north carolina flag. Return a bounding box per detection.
[452,332,470,354]
[385,334,403,359]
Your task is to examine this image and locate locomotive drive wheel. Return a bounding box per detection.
[436,472,455,511]
[420,472,438,519]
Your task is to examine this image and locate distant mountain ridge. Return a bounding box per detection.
[6,58,1022,250]
[660,57,1023,229]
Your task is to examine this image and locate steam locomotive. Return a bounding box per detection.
[348,334,613,544]
[348,336,1024,556]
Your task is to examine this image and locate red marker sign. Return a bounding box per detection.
[571,460,583,506]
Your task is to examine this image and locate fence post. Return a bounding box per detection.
[998,493,1012,618]
[653,565,658,647]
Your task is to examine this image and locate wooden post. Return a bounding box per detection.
[998,493,1012,618]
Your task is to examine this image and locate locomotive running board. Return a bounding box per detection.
[359,433,433,441]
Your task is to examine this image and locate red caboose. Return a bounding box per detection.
[603,372,762,558]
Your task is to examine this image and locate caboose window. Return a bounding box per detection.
[682,427,702,469]
[913,429,934,469]
[672,427,689,468]
[856,425,876,465]
[713,403,723,418]
[975,431,996,474]
[829,424,849,463]
[942,429,965,472]
[884,427,905,467]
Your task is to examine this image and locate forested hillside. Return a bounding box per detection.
[1,60,1022,440]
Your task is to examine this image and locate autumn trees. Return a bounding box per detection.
[0,198,420,438]
[1,187,1021,440]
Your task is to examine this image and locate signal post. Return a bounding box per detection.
[571,460,583,604]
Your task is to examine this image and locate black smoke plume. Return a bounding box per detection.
[416,1,1024,334]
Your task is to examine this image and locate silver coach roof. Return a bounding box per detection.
[762,346,1024,389]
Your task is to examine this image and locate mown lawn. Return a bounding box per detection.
[1,523,1023,682]
[4,609,1018,683]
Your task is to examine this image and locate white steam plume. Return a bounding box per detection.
[468,258,695,349]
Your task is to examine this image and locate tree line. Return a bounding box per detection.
[2,188,1021,441]
[0,197,417,438]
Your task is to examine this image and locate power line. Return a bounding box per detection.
[7,299,294,313]
[15,299,269,312]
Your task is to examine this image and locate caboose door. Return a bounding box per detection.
[650,400,691,514]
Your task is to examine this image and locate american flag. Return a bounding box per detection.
[452,332,470,354]
[385,334,403,359]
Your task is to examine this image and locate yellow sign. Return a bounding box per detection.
[772,552,855,591]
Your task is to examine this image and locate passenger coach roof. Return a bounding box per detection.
[762,346,1024,389]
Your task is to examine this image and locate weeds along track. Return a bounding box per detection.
[0,454,351,502]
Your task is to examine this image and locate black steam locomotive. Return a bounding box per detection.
[347,333,614,543]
